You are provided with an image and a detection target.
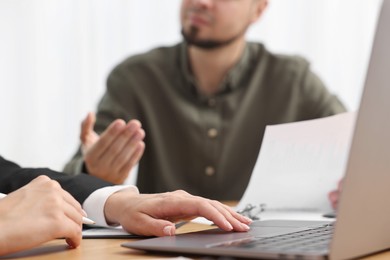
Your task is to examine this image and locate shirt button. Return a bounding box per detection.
[207,128,218,138]
[208,98,216,107]
[205,166,215,176]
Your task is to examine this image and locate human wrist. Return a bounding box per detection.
[103,188,139,225]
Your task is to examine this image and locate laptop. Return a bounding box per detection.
[122,0,390,259]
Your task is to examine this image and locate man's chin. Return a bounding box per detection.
[181,28,246,50]
[183,37,239,50]
[187,40,224,49]
[182,31,230,50]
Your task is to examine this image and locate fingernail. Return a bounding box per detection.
[225,221,233,231]
[163,225,174,236]
[241,223,250,231]
[66,238,76,249]
[82,209,88,217]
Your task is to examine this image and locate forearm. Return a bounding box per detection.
[0,156,112,204]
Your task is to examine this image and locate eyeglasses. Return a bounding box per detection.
[237,203,266,221]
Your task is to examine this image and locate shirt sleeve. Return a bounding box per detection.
[82,185,139,227]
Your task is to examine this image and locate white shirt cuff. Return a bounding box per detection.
[82,185,139,227]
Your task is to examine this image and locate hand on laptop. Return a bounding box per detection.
[80,112,145,184]
[0,176,85,256]
[104,189,252,237]
[328,178,343,209]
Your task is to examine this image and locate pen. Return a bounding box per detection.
[83,216,96,225]
[174,221,188,229]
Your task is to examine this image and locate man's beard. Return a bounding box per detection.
[181,26,245,50]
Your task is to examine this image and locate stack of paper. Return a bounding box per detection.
[237,112,356,215]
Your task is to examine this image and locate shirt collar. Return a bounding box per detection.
[179,42,253,97]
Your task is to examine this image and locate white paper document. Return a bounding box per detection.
[82,226,138,238]
[237,112,356,215]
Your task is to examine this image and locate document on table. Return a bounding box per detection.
[82,227,140,238]
[237,112,356,215]
[82,221,188,238]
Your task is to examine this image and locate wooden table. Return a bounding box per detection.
[0,222,214,260]
[1,222,390,260]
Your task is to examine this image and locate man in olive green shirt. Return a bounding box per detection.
[64,0,346,200]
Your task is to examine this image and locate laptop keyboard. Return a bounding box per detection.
[212,223,334,253]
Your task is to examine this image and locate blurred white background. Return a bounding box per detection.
[0,0,382,171]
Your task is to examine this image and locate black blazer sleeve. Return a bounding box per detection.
[0,156,113,204]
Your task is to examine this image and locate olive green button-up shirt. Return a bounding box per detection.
[64,42,346,200]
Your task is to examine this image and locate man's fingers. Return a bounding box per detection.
[192,200,249,232]
[208,200,251,231]
[220,203,252,225]
[100,121,144,182]
[83,118,146,182]
[106,121,142,171]
[110,191,252,238]
[80,112,96,144]
[328,190,339,209]
[152,193,247,232]
[115,128,145,176]
[123,214,176,237]
[85,119,126,163]
[328,179,343,210]
[119,141,145,176]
